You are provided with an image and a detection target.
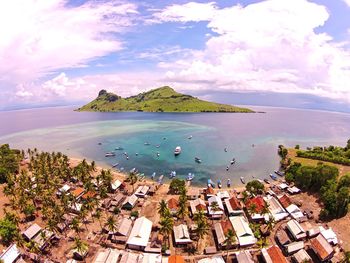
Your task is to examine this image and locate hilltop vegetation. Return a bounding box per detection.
[77,86,253,113]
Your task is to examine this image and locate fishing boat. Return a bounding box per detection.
[174,146,181,156]
[156,152,160,157]
[163,137,167,140]
[188,135,193,139]
[230,158,236,165]
[119,167,124,171]
[151,172,156,180]
[123,152,128,156]
[224,148,228,152]
[105,152,115,157]
[98,142,102,145]
[115,146,123,150]
[170,171,177,178]
[195,157,202,163]
[187,173,195,181]
[126,156,129,160]
[158,175,164,184]
[156,145,160,148]
[135,153,138,156]
[112,162,119,168]
[207,179,216,188]
[264,178,270,184]
[227,179,231,187]
[240,176,246,184]
[270,173,277,180]
[144,142,150,145]
[274,170,285,177]
[226,166,229,171]
[217,179,222,189]
[130,168,137,174]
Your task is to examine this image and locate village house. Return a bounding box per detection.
[137,253,163,263]
[204,186,215,200]
[126,217,152,251]
[213,219,235,249]
[286,219,307,240]
[245,196,267,221]
[167,197,179,215]
[173,224,192,246]
[119,251,139,263]
[0,244,22,263]
[275,228,291,247]
[168,255,185,263]
[22,223,42,241]
[122,194,138,210]
[111,217,133,244]
[134,185,150,198]
[224,195,244,216]
[93,248,121,263]
[207,196,224,219]
[189,198,207,216]
[263,195,288,222]
[261,245,288,263]
[110,179,122,192]
[310,234,334,262]
[197,256,225,263]
[283,241,304,255]
[229,216,257,247]
[216,190,230,200]
[235,250,254,263]
[145,233,163,253]
[186,188,200,200]
[71,187,85,200]
[291,249,312,263]
[320,226,338,245]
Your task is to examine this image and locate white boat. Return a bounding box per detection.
[151,172,156,180]
[105,152,115,157]
[170,171,177,178]
[195,157,202,163]
[240,177,246,184]
[187,173,195,181]
[112,162,119,167]
[188,135,193,139]
[227,179,231,187]
[158,175,164,184]
[144,142,150,145]
[174,146,181,155]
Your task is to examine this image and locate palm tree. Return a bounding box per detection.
[127,173,138,192]
[195,220,209,250]
[159,216,174,248]
[158,200,168,218]
[71,218,82,238]
[248,203,257,216]
[105,216,117,234]
[224,229,236,260]
[177,189,188,221]
[72,237,88,260]
[209,201,220,224]
[93,210,104,233]
[266,215,275,233]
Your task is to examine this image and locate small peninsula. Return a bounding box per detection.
[77,86,254,113]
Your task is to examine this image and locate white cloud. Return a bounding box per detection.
[155,0,350,102]
[151,2,217,23]
[0,0,138,100]
[15,89,33,98]
[344,0,350,7]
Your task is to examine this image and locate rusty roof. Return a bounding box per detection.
[310,235,333,261]
[71,187,85,197]
[168,255,185,263]
[168,198,179,209]
[245,196,265,213]
[278,194,292,208]
[267,245,288,263]
[228,195,242,210]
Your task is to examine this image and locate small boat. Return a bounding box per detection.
[115,146,123,150]
[105,152,115,157]
[151,172,156,180]
[119,167,124,171]
[187,173,195,181]
[226,166,229,171]
[130,168,137,174]
[188,135,193,139]
[158,175,164,184]
[274,170,285,177]
[135,153,138,156]
[207,179,216,188]
[252,144,255,147]
[195,157,202,163]
[270,173,277,180]
[224,148,228,152]
[217,179,222,189]
[227,179,231,187]
[98,142,102,145]
[264,179,270,184]
[112,162,119,168]
[156,145,160,148]
[126,156,129,160]
[174,146,181,156]
[170,171,177,178]
[230,158,236,165]
[123,152,128,156]
[257,179,264,184]
[156,152,160,157]
[163,137,167,140]
[240,177,246,184]
[144,142,150,145]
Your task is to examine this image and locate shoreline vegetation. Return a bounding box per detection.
[278,141,350,220]
[76,86,254,113]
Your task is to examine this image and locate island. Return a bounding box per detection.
[77,86,254,113]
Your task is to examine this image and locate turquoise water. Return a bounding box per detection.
[1,106,350,186]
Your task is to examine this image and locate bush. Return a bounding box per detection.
[130,211,139,218]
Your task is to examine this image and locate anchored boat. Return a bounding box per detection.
[195,157,202,163]
[174,146,182,156]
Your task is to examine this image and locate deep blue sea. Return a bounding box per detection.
[1,106,350,186]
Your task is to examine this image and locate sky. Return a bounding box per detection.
[0,0,350,111]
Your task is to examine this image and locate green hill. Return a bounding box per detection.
[77,86,254,113]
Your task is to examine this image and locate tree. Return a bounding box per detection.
[177,188,188,220]
[0,216,19,245]
[72,237,88,259]
[195,220,209,250]
[224,229,236,260]
[71,218,82,238]
[158,200,168,218]
[127,173,138,192]
[169,179,186,194]
[23,203,36,220]
[105,216,117,234]
[209,201,220,224]
[93,210,104,232]
[159,216,174,248]
[246,180,264,195]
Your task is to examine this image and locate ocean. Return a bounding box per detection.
[1,106,350,186]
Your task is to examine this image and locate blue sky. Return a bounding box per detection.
[0,0,350,111]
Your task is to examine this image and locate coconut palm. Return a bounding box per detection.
[177,189,188,221]
[71,218,82,238]
[158,200,168,218]
[159,216,174,248]
[195,220,209,250]
[127,173,138,192]
[224,229,236,260]
[93,210,104,233]
[105,216,117,234]
[72,237,88,260]
[209,201,220,224]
